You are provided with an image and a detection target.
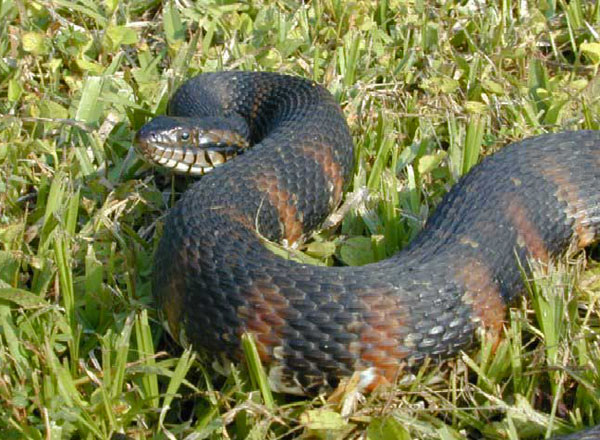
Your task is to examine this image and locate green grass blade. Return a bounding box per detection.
[242,332,275,409]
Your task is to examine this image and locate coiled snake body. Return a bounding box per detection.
[136,72,600,405]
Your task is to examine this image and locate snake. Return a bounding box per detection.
[135,71,600,435]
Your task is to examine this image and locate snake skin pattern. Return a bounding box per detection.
[138,72,600,435]
[554,425,600,440]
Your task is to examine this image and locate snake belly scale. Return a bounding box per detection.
[136,71,600,395]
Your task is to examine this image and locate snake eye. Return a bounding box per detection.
[180,131,190,142]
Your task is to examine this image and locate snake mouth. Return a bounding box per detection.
[135,118,250,175]
[138,141,235,175]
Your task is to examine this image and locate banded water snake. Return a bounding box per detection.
[135,71,600,435]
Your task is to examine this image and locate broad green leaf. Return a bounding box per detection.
[339,236,376,266]
[0,287,49,308]
[22,32,48,55]
[581,42,600,65]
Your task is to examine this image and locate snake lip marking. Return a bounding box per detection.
[136,71,600,399]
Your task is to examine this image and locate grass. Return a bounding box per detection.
[1,0,600,438]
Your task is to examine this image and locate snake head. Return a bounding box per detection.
[135,115,250,175]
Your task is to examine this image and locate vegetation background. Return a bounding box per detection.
[1,0,600,438]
